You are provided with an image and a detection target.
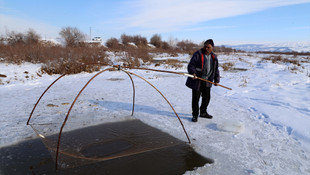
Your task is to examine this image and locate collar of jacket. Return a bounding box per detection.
[200,49,215,69]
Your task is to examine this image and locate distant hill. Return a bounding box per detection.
[226,42,310,53]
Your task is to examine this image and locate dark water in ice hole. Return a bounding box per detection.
[0,119,213,175]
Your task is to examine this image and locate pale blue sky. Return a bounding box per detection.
[1,0,310,44]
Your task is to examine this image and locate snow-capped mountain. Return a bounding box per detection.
[227,42,310,53]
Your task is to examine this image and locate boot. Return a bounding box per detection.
[200,112,213,119]
[192,116,198,122]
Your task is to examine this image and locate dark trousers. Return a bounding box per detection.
[192,82,211,117]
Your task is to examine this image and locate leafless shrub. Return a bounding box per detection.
[106,37,121,50]
[271,55,283,63]
[133,35,148,47]
[284,58,300,65]
[24,29,41,45]
[161,41,171,50]
[0,32,109,74]
[59,27,86,47]
[263,55,300,65]
[120,34,131,45]
[5,28,309,77]
[120,34,148,48]
[221,62,235,71]
[176,40,198,53]
[165,59,183,68]
[41,58,101,75]
[0,42,61,64]
[40,46,108,74]
[6,31,25,45]
[118,52,141,67]
[125,47,152,64]
[150,34,162,48]
[300,56,310,63]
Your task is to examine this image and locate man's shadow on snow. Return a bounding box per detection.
[89,100,192,121]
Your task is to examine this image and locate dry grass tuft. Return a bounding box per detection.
[221,62,235,71]
[262,55,300,66]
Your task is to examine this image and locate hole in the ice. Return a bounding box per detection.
[80,140,133,158]
[1,119,214,175]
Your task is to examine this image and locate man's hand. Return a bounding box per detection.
[214,83,218,86]
[193,73,197,79]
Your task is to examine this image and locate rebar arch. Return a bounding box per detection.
[27,65,195,170]
[27,74,66,125]
[54,66,191,170]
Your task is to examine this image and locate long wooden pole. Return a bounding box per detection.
[116,66,232,90]
[183,73,232,90]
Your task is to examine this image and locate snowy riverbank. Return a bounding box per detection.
[1,52,310,174]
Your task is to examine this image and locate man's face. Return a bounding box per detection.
[204,44,213,53]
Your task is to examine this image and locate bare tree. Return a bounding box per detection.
[25,29,41,45]
[59,27,86,47]
[150,34,162,48]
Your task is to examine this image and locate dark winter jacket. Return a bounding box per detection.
[185,49,220,91]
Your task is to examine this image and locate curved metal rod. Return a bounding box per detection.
[55,67,115,170]
[122,70,136,116]
[27,74,66,125]
[121,69,191,144]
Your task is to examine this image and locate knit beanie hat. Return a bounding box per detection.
[204,39,214,47]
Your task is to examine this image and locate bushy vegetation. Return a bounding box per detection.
[262,55,301,66]
[0,28,109,74]
[121,34,148,48]
[3,27,306,75]
[105,37,121,50]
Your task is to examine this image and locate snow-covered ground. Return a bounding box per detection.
[0,52,310,174]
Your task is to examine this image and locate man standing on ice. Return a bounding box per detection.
[186,39,220,122]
